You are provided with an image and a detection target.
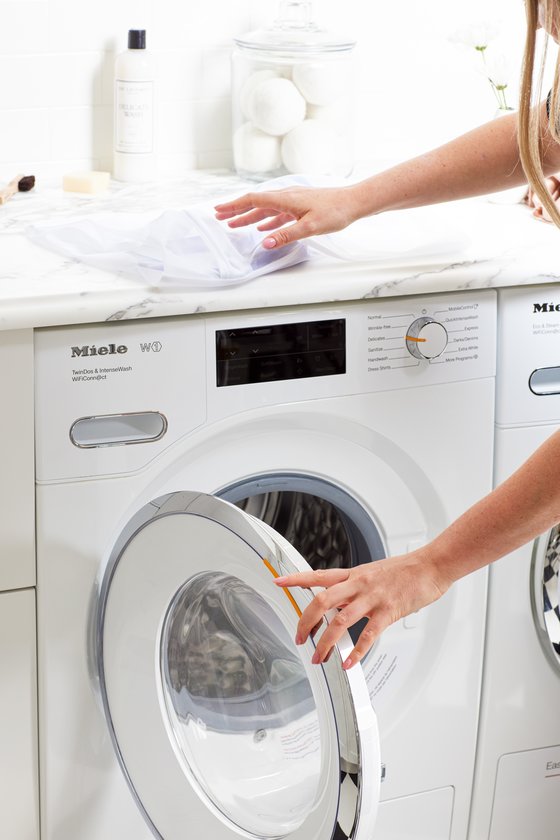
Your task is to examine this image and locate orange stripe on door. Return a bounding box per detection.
[262,557,302,617]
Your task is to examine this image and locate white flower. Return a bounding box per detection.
[449,21,500,50]
[484,54,510,89]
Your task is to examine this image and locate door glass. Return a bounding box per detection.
[161,571,322,837]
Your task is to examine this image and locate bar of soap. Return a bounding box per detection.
[62,171,111,194]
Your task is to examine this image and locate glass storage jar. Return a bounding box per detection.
[232,0,356,181]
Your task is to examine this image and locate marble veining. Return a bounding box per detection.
[0,169,559,332]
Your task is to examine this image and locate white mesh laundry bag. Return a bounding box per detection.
[27,175,469,288]
[27,194,309,287]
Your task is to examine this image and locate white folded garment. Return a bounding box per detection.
[27,175,469,288]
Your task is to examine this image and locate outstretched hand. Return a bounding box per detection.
[215,185,361,249]
[275,550,448,669]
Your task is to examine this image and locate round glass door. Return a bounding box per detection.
[96,491,380,840]
[532,525,560,671]
[161,571,320,837]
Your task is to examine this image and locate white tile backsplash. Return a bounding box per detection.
[157,50,204,103]
[48,107,96,160]
[0,0,528,182]
[0,55,51,109]
[0,109,50,162]
[156,101,198,155]
[193,98,231,153]
[47,0,152,53]
[0,4,49,54]
[156,150,198,178]
[201,49,232,100]
[47,54,104,107]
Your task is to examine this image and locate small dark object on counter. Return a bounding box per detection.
[0,173,36,205]
[17,175,35,192]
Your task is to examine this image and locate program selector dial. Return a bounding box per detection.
[405,317,448,360]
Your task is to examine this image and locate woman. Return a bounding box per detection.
[214,1,560,670]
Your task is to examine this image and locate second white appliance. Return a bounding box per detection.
[468,285,560,839]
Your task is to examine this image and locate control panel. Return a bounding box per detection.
[35,290,496,481]
[207,290,496,419]
[366,294,492,380]
[496,285,560,426]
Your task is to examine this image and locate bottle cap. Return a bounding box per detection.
[128,29,146,49]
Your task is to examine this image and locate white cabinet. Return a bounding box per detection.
[0,589,39,840]
[0,330,38,839]
[0,329,35,591]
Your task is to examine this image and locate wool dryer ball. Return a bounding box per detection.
[292,61,346,106]
[307,101,348,133]
[239,69,279,120]
[233,123,282,173]
[249,77,306,136]
[281,119,336,174]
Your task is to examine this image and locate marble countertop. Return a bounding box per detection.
[1,169,559,332]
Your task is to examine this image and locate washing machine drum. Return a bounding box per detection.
[96,492,380,840]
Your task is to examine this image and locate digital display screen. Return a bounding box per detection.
[216,319,346,387]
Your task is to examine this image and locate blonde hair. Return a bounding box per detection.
[519,0,560,226]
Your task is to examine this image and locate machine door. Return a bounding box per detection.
[96,491,380,840]
[532,524,560,672]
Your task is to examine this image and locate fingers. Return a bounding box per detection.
[224,208,284,228]
[275,568,350,590]
[341,618,385,670]
[276,569,378,668]
[256,213,295,231]
[275,569,352,645]
[214,190,293,220]
[308,599,370,664]
[214,193,260,218]
[260,217,318,249]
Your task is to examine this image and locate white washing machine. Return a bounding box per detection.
[35,290,496,840]
[468,285,560,839]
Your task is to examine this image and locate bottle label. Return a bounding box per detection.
[115,80,154,154]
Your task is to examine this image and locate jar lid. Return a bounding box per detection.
[234,0,356,53]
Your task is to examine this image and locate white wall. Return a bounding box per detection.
[0,0,530,181]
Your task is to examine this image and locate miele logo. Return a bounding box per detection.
[533,303,560,313]
[70,344,128,357]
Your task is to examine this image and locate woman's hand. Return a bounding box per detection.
[275,549,449,669]
[524,174,560,222]
[214,185,362,249]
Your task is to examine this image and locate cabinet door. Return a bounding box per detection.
[0,329,35,590]
[0,590,39,840]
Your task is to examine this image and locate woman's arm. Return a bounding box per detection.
[275,427,560,670]
[215,102,560,248]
